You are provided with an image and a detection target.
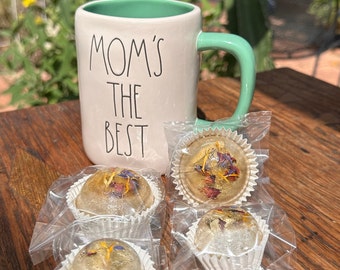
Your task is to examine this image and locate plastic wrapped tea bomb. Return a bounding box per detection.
[171,129,258,207]
[66,167,163,239]
[186,207,270,270]
[75,167,154,216]
[67,167,162,219]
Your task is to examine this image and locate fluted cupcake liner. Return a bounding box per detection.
[75,215,152,239]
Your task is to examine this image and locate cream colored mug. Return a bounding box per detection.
[75,0,255,172]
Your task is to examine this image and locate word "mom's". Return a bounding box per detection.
[89,34,164,78]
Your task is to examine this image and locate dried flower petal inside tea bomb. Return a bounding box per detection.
[194,143,241,199]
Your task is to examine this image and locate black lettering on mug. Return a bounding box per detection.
[104,120,114,153]
[125,124,132,156]
[107,38,126,76]
[89,35,109,74]
[107,81,119,117]
[104,121,149,158]
[89,34,165,78]
[134,124,148,158]
[127,39,151,77]
[115,122,123,156]
[154,35,164,77]
[107,81,141,119]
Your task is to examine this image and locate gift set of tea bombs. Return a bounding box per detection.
[58,127,268,269]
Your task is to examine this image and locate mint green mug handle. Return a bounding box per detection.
[196,33,255,128]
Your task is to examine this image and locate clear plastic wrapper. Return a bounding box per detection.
[29,165,166,266]
[170,203,296,270]
[165,111,272,208]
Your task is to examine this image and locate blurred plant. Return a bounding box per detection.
[0,0,85,107]
[198,0,275,78]
[308,0,339,29]
[0,0,13,30]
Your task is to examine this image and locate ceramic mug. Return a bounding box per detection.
[75,0,255,172]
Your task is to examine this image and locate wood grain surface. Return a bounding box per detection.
[0,68,339,269]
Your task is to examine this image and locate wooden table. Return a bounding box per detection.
[0,68,339,269]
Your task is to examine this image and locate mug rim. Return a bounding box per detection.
[77,0,200,21]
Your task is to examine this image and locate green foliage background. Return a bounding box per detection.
[0,0,86,107]
[198,0,274,77]
[0,0,274,108]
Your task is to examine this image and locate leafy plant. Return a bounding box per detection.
[0,0,85,107]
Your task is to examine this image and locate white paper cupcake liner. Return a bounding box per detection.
[75,215,152,239]
[66,171,163,227]
[186,213,269,270]
[171,128,258,207]
[60,239,156,270]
